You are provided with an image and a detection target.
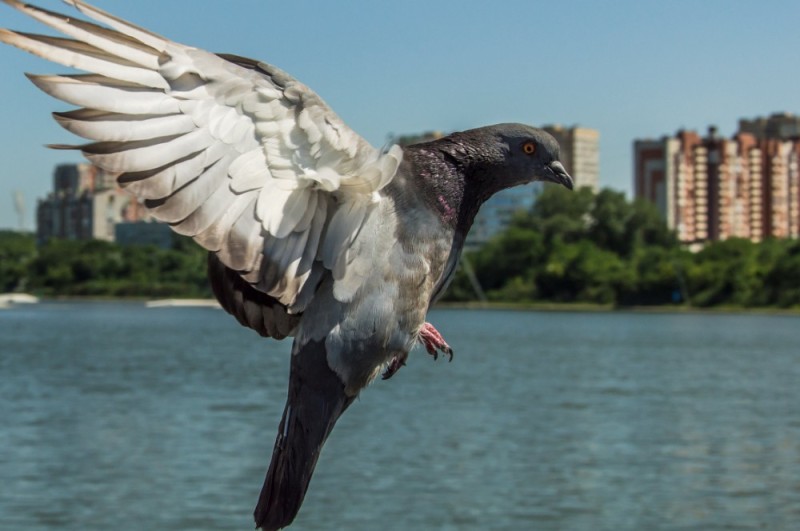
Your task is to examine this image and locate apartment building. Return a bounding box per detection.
[634,117,800,243]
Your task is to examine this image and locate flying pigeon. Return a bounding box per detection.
[0,1,573,529]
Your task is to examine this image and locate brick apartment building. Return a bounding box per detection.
[634,113,800,244]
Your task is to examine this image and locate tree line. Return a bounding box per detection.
[444,186,800,308]
[0,231,209,298]
[2,186,799,308]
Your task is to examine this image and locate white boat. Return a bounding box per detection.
[0,293,40,305]
[145,299,221,308]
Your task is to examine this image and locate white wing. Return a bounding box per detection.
[0,0,402,315]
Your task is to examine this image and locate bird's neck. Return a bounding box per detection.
[401,139,503,237]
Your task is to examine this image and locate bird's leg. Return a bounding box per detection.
[381,352,407,380]
[418,322,453,361]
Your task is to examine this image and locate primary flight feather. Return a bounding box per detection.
[0,1,574,528]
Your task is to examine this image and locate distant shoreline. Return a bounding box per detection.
[12,296,800,316]
[433,301,800,316]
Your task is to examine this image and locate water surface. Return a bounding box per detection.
[1,303,799,530]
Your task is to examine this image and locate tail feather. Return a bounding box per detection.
[254,339,354,530]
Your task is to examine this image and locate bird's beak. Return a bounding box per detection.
[545,161,574,190]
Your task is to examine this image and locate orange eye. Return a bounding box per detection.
[522,142,536,155]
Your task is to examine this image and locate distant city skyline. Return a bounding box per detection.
[1,0,799,230]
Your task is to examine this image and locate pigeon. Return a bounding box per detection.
[0,1,574,529]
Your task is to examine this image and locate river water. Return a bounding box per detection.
[1,302,799,530]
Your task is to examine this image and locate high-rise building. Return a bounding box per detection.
[542,125,600,191]
[37,163,151,243]
[634,124,800,244]
[739,112,800,141]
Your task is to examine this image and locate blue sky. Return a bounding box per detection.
[1,0,798,230]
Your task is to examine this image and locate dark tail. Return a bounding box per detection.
[254,340,355,530]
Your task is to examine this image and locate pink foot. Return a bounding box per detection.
[382,322,454,380]
[418,322,453,362]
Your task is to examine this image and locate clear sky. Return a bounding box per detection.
[0,0,798,230]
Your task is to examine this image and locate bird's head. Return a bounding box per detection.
[473,123,574,192]
[402,123,574,229]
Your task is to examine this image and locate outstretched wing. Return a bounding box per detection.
[0,0,402,323]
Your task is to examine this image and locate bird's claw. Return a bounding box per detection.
[418,322,454,362]
[382,356,406,380]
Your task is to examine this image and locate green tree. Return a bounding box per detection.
[534,240,628,304]
[685,238,764,307]
[24,235,211,298]
[0,231,36,292]
[471,224,544,293]
[762,240,800,308]
[618,246,689,306]
[520,186,595,247]
[587,189,634,256]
